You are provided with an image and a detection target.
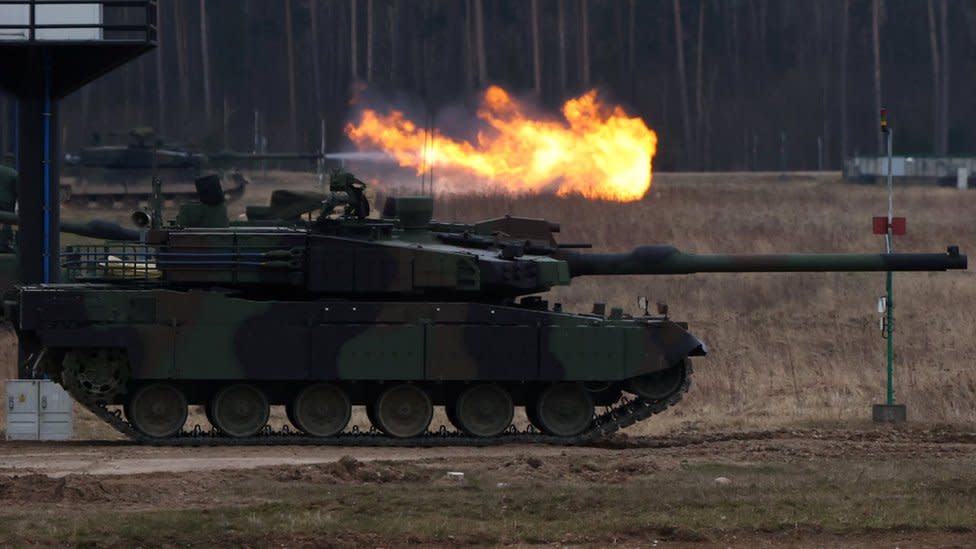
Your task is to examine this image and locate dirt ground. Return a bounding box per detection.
[1,427,975,547]
[2,424,975,478]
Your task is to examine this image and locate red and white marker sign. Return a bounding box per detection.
[872,216,906,236]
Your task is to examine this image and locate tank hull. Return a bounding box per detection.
[14,286,704,441]
[17,287,703,399]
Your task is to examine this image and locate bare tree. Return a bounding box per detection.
[927,0,942,154]
[367,0,374,82]
[939,0,950,154]
[672,0,692,164]
[748,0,769,82]
[310,0,323,114]
[464,0,475,90]
[285,0,298,148]
[172,0,190,115]
[813,3,832,169]
[840,0,849,162]
[138,56,148,124]
[0,96,6,158]
[628,0,636,76]
[222,95,230,148]
[579,0,590,87]
[154,50,166,135]
[121,9,131,123]
[872,0,883,154]
[729,0,740,92]
[694,0,705,167]
[154,2,166,137]
[474,0,488,87]
[464,0,478,91]
[81,81,92,138]
[531,0,541,96]
[389,1,398,84]
[558,0,567,93]
[199,0,213,126]
[350,0,359,80]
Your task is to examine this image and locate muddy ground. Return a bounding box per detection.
[2,427,975,547]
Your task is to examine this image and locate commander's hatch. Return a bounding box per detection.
[472,216,560,250]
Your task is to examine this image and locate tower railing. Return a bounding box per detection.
[0,0,156,44]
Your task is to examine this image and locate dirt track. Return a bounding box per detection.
[3,426,974,477]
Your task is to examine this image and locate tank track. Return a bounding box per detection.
[75,364,692,447]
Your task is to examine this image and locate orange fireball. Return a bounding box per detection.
[345,86,657,202]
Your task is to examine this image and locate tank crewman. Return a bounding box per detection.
[0,163,16,252]
[325,169,371,219]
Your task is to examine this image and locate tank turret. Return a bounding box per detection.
[8,171,969,444]
[63,183,963,297]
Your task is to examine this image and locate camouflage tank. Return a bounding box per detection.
[4,172,968,444]
[60,127,318,205]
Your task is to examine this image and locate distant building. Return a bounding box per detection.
[844,156,976,187]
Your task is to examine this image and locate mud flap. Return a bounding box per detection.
[643,321,708,373]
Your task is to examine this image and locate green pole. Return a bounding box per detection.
[883,116,894,406]
[886,270,893,405]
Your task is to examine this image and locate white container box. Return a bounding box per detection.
[6,379,73,440]
[0,3,103,41]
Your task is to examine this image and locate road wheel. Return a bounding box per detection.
[290,383,351,437]
[371,384,433,438]
[627,359,690,402]
[533,383,594,437]
[208,384,269,438]
[453,384,514,438]
[126,383,187,439]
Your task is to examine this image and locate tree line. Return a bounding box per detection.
[1,0,973,172]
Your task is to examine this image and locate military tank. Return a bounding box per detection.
[4,171,968,445]
[60,127,320,205]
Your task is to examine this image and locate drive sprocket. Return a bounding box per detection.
[61,349,130,404]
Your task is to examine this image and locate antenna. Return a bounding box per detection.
[318,118,326,193]
[424,110,429,195]
[150,144,161,229]
[427,111,435,197]
[419,111,429,195]
[252,110,259,155]
[419,107,435,196]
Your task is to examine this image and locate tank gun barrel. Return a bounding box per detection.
[209,152,323,162]
[563,245,967,276]
[0,211,140,242]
